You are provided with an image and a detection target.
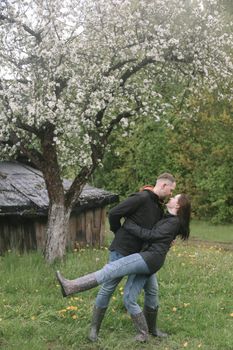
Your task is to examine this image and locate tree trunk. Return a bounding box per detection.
[44,202,71,263]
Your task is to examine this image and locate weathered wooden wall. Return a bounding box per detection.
[0,207,106,254]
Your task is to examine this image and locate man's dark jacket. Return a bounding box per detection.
[109,190,164,256]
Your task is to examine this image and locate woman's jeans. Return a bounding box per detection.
[95,251,159,315]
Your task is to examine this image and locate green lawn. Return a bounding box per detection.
[190,220,233,242]
[0,236,233,350]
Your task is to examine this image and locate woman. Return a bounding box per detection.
[56,193,191,342]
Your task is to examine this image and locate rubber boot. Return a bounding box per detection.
[130,312,149,342]
[56,270,98,297]
[88,305,107,342]
[143,305,168,338]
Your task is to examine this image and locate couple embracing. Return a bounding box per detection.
[56,173,191,342]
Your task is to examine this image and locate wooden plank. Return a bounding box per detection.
[99,208,106,247]
[35,221,46,249]
[74,212,86,248]
[85,210,93,245]
[68,215,77,249]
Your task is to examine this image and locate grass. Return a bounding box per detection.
[0,221,233,350]
[190,220,233,242]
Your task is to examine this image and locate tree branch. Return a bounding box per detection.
[15,119,41,137]
[65,166,92,209]
[2,131,43,169]
[120,57,155,86]
[0,14,42,43]
[105,58,138,76]
[105,110,133,138]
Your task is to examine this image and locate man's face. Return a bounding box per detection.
[161,181,176,199]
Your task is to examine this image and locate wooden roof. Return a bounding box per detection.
[0,161,118,216]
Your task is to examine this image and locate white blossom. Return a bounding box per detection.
[0,0,232,168]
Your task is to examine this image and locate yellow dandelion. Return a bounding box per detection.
[66,306,78,311]
[172,307,177,312]
[72,315,78,319]
[198,344,202,348]
[120,292,124,295]
[112,296,116,301]
[58,309,67,313]
[230,312,233,317]
[184,303,190,308]
[183,342,188,347]
[31,316,36,320]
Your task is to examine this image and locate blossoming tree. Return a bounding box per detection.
[0,0,232,262]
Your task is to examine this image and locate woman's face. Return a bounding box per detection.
[166,194,181,210]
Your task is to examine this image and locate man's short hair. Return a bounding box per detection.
[156,172,175,183]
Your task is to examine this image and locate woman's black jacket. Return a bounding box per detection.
[123,213,181,274]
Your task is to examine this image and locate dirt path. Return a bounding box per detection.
[186,237,233,251]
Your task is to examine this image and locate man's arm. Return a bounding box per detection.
[123,218,179,242]
[108,193,145,233]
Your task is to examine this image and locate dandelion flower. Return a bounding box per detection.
[67,306,78,311]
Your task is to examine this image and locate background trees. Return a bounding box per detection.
[94,92,233,224]
[0,0,232,261]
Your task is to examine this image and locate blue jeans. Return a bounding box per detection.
[95,251,159,315]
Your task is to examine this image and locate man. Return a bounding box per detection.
[88,173,176,341]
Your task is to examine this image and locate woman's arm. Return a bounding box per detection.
[108,193,145,233]
[123,218,179,243]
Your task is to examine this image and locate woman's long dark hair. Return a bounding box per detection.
[177,194,191,240]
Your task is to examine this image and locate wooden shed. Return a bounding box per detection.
[0,161,118,254]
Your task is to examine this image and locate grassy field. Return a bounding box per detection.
[0,221,233,350]
[190,220,233,242]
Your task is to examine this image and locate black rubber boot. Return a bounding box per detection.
[130,312,149,342]
[143,305,168,338]
[56,271,98,297]
[88,305,107,342]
